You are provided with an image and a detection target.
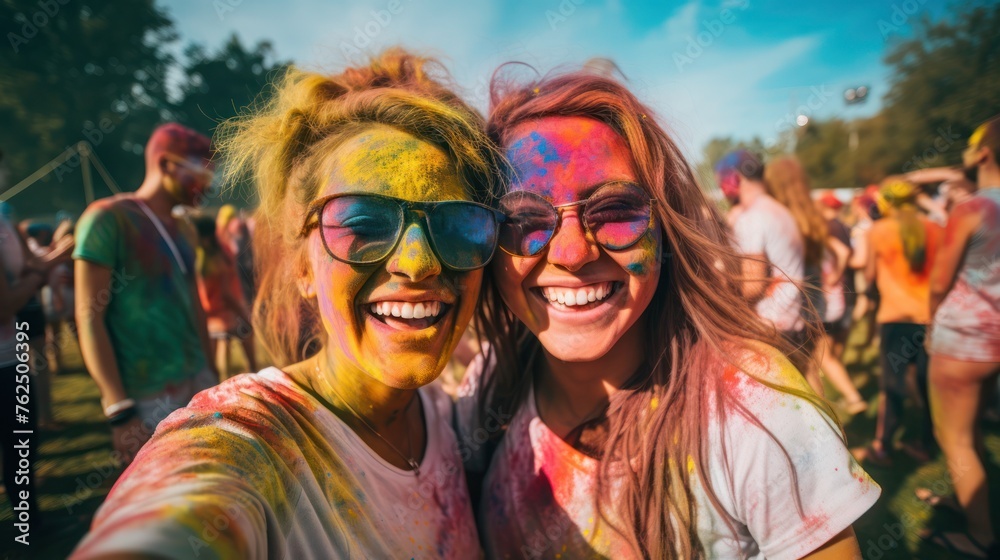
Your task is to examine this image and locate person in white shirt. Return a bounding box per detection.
[458,67,878,560]
[716,150,809,371]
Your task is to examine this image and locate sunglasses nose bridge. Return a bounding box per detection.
[386,219,443,282]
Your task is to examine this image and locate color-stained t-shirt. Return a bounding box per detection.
[457,345,880,560]
[71,368,481,560]
[73,195,206,398]
[732,195,805,332]
[931,188,1000,361]
[869,215,943,325]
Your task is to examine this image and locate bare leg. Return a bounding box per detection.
[239,334,257,372]
[217,336,230,381]
[30,337,54,426]
[804,361,825,397]
[929,354,1000,550]
[818,333,865,407]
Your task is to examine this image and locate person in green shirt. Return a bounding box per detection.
[73,123,218,465]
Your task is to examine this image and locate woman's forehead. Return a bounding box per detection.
[321,126,467,201]
[504,116,636,201]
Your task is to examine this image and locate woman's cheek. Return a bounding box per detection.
[617,229,662,278]
[491,254,542,325]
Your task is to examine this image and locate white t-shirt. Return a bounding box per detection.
[457,345,880,560]
[72,368,481,560]
[732,195,805,332]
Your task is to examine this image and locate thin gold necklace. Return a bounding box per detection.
[316,365,421,477]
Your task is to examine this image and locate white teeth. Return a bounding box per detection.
[541,283,615,307]
[370,300,444,318]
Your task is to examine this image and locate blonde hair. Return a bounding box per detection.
[216,49,504,365]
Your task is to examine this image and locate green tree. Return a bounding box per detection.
[877,2,1000,174]
[172,35,289,208]
[0,0,178,216]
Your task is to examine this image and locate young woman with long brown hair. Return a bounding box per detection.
[765,155,867,413]
[72,50,501,559]
[458,67,880,559]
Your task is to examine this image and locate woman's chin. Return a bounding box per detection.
[374,360,446,390]
[537,334,613,364]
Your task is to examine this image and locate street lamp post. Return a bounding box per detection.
[844,86,869,185]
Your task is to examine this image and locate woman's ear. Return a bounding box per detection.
[298,278,316,299]
[297,255,316,299]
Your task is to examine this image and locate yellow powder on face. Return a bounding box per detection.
[329,126,466,203]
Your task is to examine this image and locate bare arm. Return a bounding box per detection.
[825,236,851,287]
[800,527,862,559]
[864,227,878,288]
[0,266,45,323]
[191,276,218,378]
[904,166,963,185]
[847,229,868,270]
[930,208,979,318]
[740,254,770,303]
[75,259,127,408]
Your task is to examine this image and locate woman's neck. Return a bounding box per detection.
[535,319,647,435]
[306,347,417,430]
[285,346,425,472]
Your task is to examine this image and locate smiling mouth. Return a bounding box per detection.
[532,281,623,311]
[365,300,451,331]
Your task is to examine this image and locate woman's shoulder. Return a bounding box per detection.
[155,368,318,442]
[715,341,813,400]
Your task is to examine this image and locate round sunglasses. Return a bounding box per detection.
[497,181,655,257]
[299,193,503,271]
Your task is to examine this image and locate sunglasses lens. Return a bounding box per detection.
[584,183,652,250]
[321,196,402,264]
[498,191,558,256]
[428,203,498,269]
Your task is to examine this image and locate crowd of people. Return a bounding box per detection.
[1,48,998,559]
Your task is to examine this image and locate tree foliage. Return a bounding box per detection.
[699,1,999,192]
[0,2,288,216]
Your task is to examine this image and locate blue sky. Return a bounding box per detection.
[165,0,956,159]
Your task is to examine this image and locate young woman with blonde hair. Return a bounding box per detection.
[73,49,502,559]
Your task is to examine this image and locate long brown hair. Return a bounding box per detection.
[764,155,828,267]
[216,49,504,366]
[477,67,837,559]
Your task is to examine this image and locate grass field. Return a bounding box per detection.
[1,322,998,559]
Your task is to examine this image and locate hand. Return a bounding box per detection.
[111,415,152,466]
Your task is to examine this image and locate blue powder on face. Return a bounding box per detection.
[625,262,647,275]
[213,412,223,419]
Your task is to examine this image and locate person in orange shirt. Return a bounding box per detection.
[193,214,255,379]
[860,178,943,466]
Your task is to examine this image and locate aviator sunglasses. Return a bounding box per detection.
[299,193,503,271]
[497,181,655,257]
